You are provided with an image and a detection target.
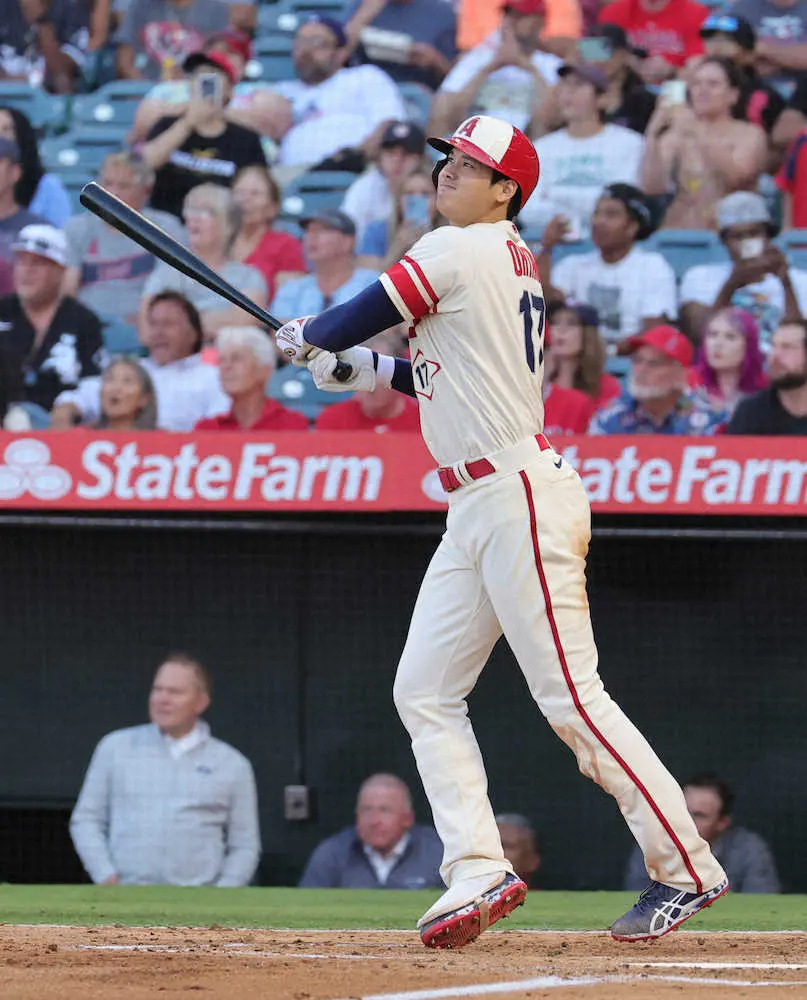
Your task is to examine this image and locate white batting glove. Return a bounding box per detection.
[275,316,317,366]
[309,346,377,392]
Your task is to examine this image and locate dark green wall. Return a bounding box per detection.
[0,520,804,890]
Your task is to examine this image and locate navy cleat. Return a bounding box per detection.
[610,876,729,941]
[418,872,527,950]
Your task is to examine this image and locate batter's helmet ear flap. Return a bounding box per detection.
[432,157,448,190]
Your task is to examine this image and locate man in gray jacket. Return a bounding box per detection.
[70,653,260,886]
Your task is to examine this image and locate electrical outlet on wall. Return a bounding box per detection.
[284,785,312,821]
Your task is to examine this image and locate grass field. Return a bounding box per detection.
[1,885,805,931]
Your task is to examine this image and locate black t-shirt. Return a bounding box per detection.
[737,70,786,135]
[605,69,657,135]
[147,116,267,218]
[787,73,807,114]
[0,295,104,411]
[726,387,807,435]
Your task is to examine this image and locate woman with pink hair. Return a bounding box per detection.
[691,308,767,414]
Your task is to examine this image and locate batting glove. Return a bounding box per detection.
[275,316,318,366]
[309,347,377,392]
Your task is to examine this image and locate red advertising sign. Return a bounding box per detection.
[0,432,805,515]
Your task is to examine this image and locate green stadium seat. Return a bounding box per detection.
[246,36,295,82]
[0,82,67,134]
[17,401,51,429]
[397,82,432,129]
[268,364,351,422]
[776,229,807,271]
[100,315,143,356]
[70,81,153,133]
[645,229,728,280]
[281,170,357,218]
[40,128,126,173]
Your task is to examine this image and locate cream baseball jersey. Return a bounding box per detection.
[380,221,545,467]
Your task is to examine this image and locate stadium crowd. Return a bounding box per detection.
[0,0,806,436]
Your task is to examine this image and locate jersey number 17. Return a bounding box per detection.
[519,291,545,373]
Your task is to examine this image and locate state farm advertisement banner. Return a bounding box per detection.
[0,432,805,515]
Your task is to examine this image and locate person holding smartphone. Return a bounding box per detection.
[580,25,656,135]
[358,168,441,270]
[140,48,267,219]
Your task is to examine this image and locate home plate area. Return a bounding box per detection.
[1,927,805,999]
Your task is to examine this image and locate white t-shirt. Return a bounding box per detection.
[519,125,645,236]
[552,247,677,345]
[341,167,394,243]
[276,65,407,167]
[380,221,545,466]
[679,263,807,347]
[55,355,230,432]
[439,31,562,133]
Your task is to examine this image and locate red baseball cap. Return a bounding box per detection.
[503,0,546,14]
[207,28,252,64]
[621,325,694,367]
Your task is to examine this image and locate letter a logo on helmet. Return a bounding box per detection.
[427,115,540,206]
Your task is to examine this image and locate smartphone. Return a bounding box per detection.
[578,37,613,63]
[402,193,431,227]
[660,79,687,107]
[740,237,765,260]
[196,72,223,106]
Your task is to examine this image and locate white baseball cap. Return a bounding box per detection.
[12,224,68,267]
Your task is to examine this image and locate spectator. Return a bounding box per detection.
[0,225,104,413]
[345,0,458,90]
[63,152,186,327]
[359,168,439,269]
[586,24,657,135]
[0,0,89,92]
[518,64,645,237]
[772,73,807,156]
[342,121,427,247]
[545,301,622,408]
[270,210,379,321]
[0,107,70,228]
[777,126,807,229]
[142,48,267,220]
[590,325,728,434]
[730,0,807,93]
[70,652,261,886]
[624,772,781,893]
[642,58,768,231]
[195,326,308,431]
[0,138,47,297]
[230,166,306,302]
[597,0,708,84]
[697,15,786,146]
[690,308,767,415]
[727,319,807,434]
[678,192,807,346]
[273,15,408,170]
[299,773,443,889]
[90,357,158,430]
[495,813,541,887]
[116,0,229,81]
[543,380,596,434]
[430,0,562,137]
[0,339,29,430]
[315,331,420,431]
[142,184,267,342]
[51,291,229,431]
[540,184,676,346]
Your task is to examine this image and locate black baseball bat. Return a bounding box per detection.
[79,182,352,381]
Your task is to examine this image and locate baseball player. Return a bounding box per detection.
[276,115,728,949]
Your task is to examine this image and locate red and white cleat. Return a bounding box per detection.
[418,872,528,950]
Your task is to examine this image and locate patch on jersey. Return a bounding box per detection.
[411,349,441,400]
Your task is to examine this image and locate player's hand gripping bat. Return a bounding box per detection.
[79,182,352,381]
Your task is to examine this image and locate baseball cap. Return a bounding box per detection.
[599,183,655,241]
[302,14,348,48]
[591,23,647,58]
[700,14,756,51]
[0,137,20,164]
[183,50,237,84]
[381,121,426,154]
[300,208,356,236]
[716,191,772,233]
[620,325,694,367]
[547,299,600,329]
[558,62,608,93]
[12,224,68,267]
[206,28,252,63]
[502,0,546,14]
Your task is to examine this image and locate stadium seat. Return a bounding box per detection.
[70,81,153,133]
[100,316,142,356]
[268,365,351,422]
[0,82,67,134]
[776,229,807,271]
[40,128,126,173]
[16,401,51,429]
[398,82,432,129]
[644,229,728,280]
[281,170,357,218]
[605,355,631,378]
[246,36,295,82]
[59,171,92,213]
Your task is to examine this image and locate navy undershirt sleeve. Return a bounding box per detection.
[391,358,415,397]
[304,281,404,352]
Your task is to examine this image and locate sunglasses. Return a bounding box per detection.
[701,15,740,34]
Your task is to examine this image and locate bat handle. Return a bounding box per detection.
[333,360,353,383]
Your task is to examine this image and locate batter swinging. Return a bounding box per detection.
[276,115,728,949]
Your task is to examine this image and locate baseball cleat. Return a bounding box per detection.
[610,876,729,941]
[418,872,528,950]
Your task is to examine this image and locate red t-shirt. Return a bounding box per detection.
[598,0,707,66]
[245,230,306,301]
[776,130,807,229]
[593,373,623,411]
[315,396,421,433]
[543,384,597,436]
[194,399,309,431]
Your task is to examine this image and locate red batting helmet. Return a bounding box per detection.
[428,115,540,206]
